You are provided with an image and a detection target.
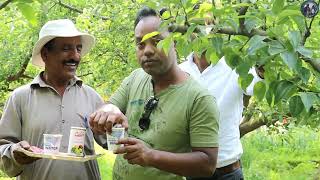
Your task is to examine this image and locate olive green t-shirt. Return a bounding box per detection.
[109,69,219,180]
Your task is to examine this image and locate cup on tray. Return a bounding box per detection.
[43,134,63,154]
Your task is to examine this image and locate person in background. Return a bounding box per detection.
[0,19,106,180]
[180,52,262,180]
[89,7,220,180]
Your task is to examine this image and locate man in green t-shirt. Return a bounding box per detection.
[89,7,219,180]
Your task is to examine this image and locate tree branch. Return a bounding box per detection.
[240,119,266,138]
[6,54,31,82]
[78,72,93,77]
[238,6,249,31]
[180,0,189,26]
[21,74,33,80]
[56,1,109,20]
[0,0,12,10]
[169,24,267,37]
[169,23,320,73]
[302,57,320,73]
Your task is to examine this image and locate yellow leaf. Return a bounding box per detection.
[141,31,160,42]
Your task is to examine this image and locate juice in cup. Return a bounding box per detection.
[43,134,63,154]
[68,127,86,156]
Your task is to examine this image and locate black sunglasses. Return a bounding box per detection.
[139,96,159,131]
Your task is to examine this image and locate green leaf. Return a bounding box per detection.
[247,35,267,55]
[280,51,298,71]
[185,24,197,38]
[16,2,37,26]
[176,15,185,24]
[254,81,266,101]
[296,46,313,58]
[291,15,305,32]
[175,38,190,57]
[238,74,254,91]
[289,95,304,117]
[288,31,301,50]
[299,67,311,83]
[278,10,302,21]
[267,25,286,38]
[144,2,157,8]
[268,40,286,55]
[16,0,34,3]
[244,18,257,33]
[225,18,239,32]
[272,0,285,15]
[236,62,251,77]
[192,37,209,56]
[299,92,316,112]
[141,31,159,42]
[161,11,171,20]
[266,81,278,106]
[205,47,219,65]
[211,36,223,57]
[157,34,173,56]
[223,48,242,69]
[274,80,295,104]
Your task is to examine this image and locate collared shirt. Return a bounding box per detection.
[179,53,261,168]
[0,72,105,180]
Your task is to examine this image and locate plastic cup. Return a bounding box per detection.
[43,134,63,154]
[107,127,125,152]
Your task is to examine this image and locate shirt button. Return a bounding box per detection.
[62,120,65,123]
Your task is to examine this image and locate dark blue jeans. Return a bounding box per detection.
[186,168,244,180]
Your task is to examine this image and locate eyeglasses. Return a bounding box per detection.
[139,96,159,131]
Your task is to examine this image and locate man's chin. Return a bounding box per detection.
[143,68,163,77]
[143,67,155,75]
[64,71,76,79]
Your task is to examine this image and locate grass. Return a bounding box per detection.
[241,125,320,180]
[95,143,115,180]
[1,125,320,180]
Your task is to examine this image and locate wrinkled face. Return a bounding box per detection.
[135,16,176,76]
[41,36,82,81]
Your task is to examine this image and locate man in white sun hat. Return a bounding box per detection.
[0,19,106,180]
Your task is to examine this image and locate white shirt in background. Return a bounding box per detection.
[179,53,261,168]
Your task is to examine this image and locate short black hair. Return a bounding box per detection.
[43,39,55,51]
[134,6,158,29]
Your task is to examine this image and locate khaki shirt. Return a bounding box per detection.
[0,73,105,180]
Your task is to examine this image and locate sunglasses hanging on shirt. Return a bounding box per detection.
[139,96,159,131]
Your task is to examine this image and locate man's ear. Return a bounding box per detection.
[40,48,48,62]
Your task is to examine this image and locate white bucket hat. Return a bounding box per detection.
[31,19,95,68]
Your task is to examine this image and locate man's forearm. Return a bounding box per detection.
[147,148,217,177]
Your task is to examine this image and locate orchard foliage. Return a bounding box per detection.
[0,0,319,128]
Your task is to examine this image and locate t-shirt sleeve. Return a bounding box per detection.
[189,95,219,148]
[108,71,135,113]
